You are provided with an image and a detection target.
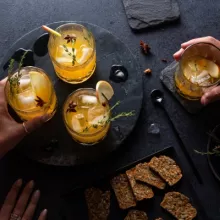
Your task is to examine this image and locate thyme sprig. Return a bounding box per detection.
[195,131,220,156]
[82,101,135,132]
[63,34,77,65]
[8,51,28,94]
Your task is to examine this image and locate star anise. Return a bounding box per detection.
[64,34,77,44]
[35,96,46,107]
[66,101,77,113]
[140,40,151,54]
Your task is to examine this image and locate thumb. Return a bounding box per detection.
[201,86,220,105]
[22,114,51,134]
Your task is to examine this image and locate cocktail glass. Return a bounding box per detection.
[175,43,220,100]
[63,88,110,145]
[5,66,57,121]
[48,23,96,84]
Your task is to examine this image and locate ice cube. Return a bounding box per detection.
[190,70,210,85]
[19,75,32,91]
[16,89,37,110]
[77,95,98,108]
[71,113,86,132]
[88,106,109,125]
[77,47,93,64]
[55,45,77,64]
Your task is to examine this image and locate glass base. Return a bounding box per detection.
[55,64,96,84]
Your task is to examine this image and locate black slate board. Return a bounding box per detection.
[0,21,143,166]
[122,0,180,30]
[60,146,207,220]
[160,61,203,114]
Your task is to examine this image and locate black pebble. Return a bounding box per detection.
[109,65,128,83]
[33,33,50,57]
[3,48,34,71]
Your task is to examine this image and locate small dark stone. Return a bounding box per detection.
[3,48,34,71]
[33,33,50,57]
[110,65,128,83]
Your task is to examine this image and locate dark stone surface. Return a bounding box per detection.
[1,0,220,219]
[0,22,143,166]
[160,61,203,114]
[122,0,180,30]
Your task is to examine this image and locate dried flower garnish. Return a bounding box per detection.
[35,96,46,107]
[64,34,77,44]
[63,34,77,66]
[140,40,150,54]
[144,68,152,75]
[161,59,168,63]
[66,101,77,113]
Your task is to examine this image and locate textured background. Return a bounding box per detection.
[0,0,220,219]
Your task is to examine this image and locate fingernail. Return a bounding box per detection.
[42,209,48,216]
[41,114,51,122]
[28,180,35,188]
[34,190,40,199]
[16,179,23,187]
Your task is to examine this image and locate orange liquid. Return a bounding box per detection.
[48,26,96,84]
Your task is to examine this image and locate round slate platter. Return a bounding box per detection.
[0,21,143,166]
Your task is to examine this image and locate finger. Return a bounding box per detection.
[23,114,51,134]
[201,86,220,105]
[173,48,185,61]
[0,77,8,86]
[0,179,22,219]
[12,181,34,217]
[22,190,40,220]
[38,209,48,220]
[181,36,220,49]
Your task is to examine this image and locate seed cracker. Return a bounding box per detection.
[124,210,148,220]
[111,174,136,209]
[149,156,182,186]
[161,192,197,220]
[134,163,166,190]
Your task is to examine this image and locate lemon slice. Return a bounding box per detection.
[96,81,114,104]
[206,60,219,78]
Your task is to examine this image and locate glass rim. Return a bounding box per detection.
[5,66,56,113]
[179,42,220,88]
[63,88,111,137]
[48,23,96,70]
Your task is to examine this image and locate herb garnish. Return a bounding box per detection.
[8,51,28,94]
[84,30,92,46]
[35,96,46,107]
[195,131,220,156]
[66,101,77,113]
[63,34,77,65]
[82,101,135,132]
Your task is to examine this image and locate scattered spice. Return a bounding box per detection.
[161,59,168,63]
[144,68,152,75]
[35,96,46,107]
[66,101,77,113]
[140,40,151,54]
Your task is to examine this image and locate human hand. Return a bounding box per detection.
[173,36,220,105]
[0,179,47,220]
[0,78,50,158]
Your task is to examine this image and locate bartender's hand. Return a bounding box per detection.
[0,78,50,159]
[0,179,47,220]
[173,36,220,105]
